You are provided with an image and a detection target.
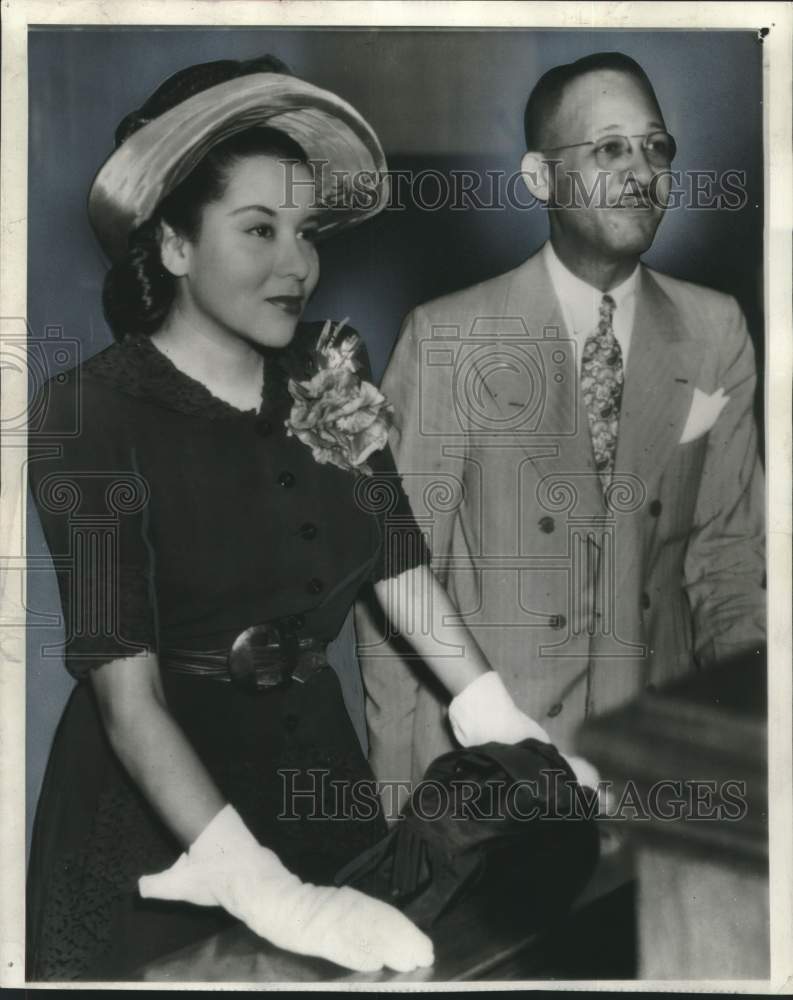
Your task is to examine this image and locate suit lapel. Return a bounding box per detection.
[467,252,705,508]
[499,250,604,511]
[615,267,704,484]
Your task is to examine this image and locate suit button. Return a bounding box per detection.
[547,702,563,718]
[550,614,567,630]
[307,578,324,595]
[538,516,555,534]
[256,418,273,437]
[649,499,662,517]
[641,592,651,610]
[278,471,296,488]
[299,522,317,541]
[283,713,299,732]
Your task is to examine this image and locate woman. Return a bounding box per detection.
[27,54,570,981]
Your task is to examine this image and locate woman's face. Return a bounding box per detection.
[171,154,321,349]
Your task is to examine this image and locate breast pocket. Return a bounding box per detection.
[655,436,709,543]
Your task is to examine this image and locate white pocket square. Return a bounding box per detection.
[679,387,730,444]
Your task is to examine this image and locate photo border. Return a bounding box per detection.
[2,1,790,991]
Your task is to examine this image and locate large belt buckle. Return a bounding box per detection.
[228,623,293,692]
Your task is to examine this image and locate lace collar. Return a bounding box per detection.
[83,325,321,421]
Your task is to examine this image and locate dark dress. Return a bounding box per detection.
[26,323,430,981]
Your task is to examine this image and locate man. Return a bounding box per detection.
[355,52,765,797]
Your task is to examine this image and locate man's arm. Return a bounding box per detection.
[683,298,766,665]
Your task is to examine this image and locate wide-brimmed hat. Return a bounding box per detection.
[88,71,390,262]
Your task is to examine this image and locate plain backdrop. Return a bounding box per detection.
[25,27,764,852]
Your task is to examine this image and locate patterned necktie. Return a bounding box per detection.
[580,293,623,493]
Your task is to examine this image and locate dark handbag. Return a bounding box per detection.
[334,738,600,931]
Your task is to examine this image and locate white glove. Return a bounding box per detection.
[139,805,434,974]
[561,755,601,792]
[448,671,600,792]
[448,670,552,746]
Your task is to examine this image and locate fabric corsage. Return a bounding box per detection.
[285,319,393,475]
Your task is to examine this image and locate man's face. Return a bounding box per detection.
[543,69,672,260]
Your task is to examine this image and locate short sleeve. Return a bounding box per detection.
[367,439,432,583]
[28,374,157,679]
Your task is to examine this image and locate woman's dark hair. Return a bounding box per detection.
[102,55,308,340]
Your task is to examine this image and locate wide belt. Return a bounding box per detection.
[160,621,329,692]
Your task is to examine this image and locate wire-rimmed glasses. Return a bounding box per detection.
[543,131,677,170]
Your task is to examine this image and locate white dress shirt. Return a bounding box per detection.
[542,241,639,374]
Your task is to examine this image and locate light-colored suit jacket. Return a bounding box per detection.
[355,247,765,791]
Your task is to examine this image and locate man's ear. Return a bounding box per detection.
[520,151,551,204]
[159,221,191,278]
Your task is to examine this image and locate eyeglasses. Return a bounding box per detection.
[543,130,677,170]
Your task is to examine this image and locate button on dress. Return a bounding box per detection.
[26,323,430,981]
